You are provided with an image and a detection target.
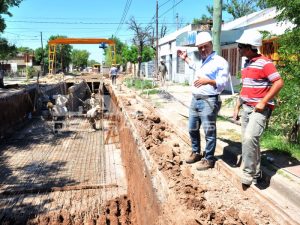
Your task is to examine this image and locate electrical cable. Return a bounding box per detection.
[114,0,132,36]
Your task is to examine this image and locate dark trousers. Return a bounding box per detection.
[111,75,116,85]
[0,78,4,88]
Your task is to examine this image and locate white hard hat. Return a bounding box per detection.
[236,30,263,47]
[195,32,212,46]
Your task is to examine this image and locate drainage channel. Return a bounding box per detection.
[0,79,287,225]
[0,82,134,224]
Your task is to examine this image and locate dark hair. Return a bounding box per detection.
[238,43,258,53]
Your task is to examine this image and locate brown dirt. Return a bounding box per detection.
[0,195,133,225]
[0,79,279,225]
[118,89,277,225]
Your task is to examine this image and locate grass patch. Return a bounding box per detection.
[217,115,300,160]
[261,128,300,160]
[124,78,156,90]
[141,89,160,95]
[217,115,229,121]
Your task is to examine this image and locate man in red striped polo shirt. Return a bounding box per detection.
[233,30,284,186]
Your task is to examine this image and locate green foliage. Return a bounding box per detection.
[26,66,36,80]
[17,46,33,53]
[0,37,17,60]
[0,0,23,32]
[34,47,47,65]
[88,59,99,67]
[124,78,156,90]
[102,28,154,68]
[46,35,73,72]
[103,36,126,66]
[121,45,154,64]
[264,0,300,27]
[71,49,90,69]
[223,0,267,19]
[141,89,160,95]
[192,15,212,24]
[259,1,300,143]
[122,45,138,63]
[183,79,189,86]
[270,28,300,143]
[141,46,155,62]
[261,127,300,160]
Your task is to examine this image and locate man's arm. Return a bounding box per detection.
[233,97,242,121]
[255,78,284,112]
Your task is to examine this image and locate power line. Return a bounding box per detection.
[4,31,38,37]
[7,20,174,25]
[115,0,132,36]
[159,0,173,9]
[7,20,124,24]
[159,0,183,18]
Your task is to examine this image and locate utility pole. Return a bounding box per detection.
[212,0,222,55]
[40,32,44,76]
[155,0,159,79]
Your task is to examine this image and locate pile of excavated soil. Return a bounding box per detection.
[1,195,134,225]
[120,93,277,225]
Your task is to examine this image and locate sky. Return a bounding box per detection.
[2,0,232,62]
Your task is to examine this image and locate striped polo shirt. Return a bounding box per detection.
[240,55,281,110]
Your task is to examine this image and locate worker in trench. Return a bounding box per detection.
[86,105,102,130]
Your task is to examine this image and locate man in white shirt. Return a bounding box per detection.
[177,31,229,170]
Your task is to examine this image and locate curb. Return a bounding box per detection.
[148,89,300,225]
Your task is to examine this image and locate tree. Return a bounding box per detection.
[263,0,300,27]
[122,45,138,64]
[88,59,99,67]
[0,37,17,60]
[260,0,300,142]
[192,15,212,25]
[223,0,267,19]
[17,46,33,54]
[103,36,126,66]
[71,49,90,69]
[127,17,153,77]
[34,47,46,65]
[0,0,22,33]
[0,1,22,61]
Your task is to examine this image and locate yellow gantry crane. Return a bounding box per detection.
[48,38,116,74]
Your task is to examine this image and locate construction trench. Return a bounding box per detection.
[0,76,292,225]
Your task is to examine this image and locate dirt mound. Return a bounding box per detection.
[122,96,270,224]
[1,195,133,225]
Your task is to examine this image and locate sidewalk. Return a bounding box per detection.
[140,82,300,224]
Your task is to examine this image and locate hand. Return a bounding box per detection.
[177,50,187,60]
[233,109,240,121]
[193,77,211,87]
[254,101,266,112]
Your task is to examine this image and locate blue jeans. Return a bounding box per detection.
[188,96,221,160]
[241,104,271,179]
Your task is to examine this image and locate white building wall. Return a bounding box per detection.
[157,7,293,92]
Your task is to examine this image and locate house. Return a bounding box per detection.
[3,53,35,73]
[154,7,294,92]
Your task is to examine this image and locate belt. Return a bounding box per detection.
[193,94,219,100]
